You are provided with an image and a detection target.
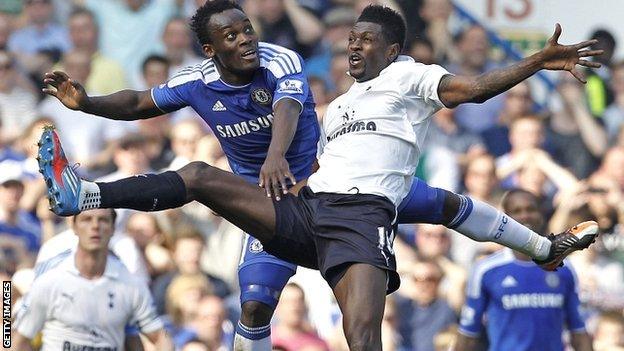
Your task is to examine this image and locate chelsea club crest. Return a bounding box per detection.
[251,88,272,106]
[250,239,264,253]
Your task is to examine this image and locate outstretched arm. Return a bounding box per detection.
[438,24,603,108]
[43,71,163,121]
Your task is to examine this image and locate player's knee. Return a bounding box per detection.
[343,315,381,351]
[240,300,274,327]
[179,161,215,192]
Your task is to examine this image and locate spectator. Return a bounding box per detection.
[0,50,38,143]
[125,212,174,279]
[593,311,624,351]
[584,29,616,117]
[272,283,329,351]
[409,37,435,65]
[247,0,323,58]
[548,76,607,179]
[81,0,180,88]
[176,295,234,351]
[0,14,12,50]
[67,7,127,95]
[152,225,231,316]
[481,81,535,157]
[604,61,624,142]
[395,258,457,351]
[448,25,505,133]
[168,119,206,170]
[418,0,455,63]
[162,17,202,75]
[463,154,502,206]
[305,7,356,85]
[0,178,39,272]
[166,273,213,331]
[7,0,70,72]
[415,224,467,312]
[424,107,486,168]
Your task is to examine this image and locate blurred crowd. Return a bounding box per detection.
[1,0,623,350]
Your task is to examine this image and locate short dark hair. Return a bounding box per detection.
[141,54,169,74]
[190,0,243,45]
[356,5,406,51]
[590,29,616,49]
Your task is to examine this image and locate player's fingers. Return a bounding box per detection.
[570,69,586,84]
[43,78,60,88]
[285,172,297,194]
[53,71,70,80]
[577,60,601,68]
[271,176,282,201]
[578,49,603,57]
[278,173,289,195]
[42,87,58,96]
[549,23,562,43]
[573,39,598,50]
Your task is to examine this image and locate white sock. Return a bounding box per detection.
[454,197,551,260]
[78,180,101,211]
[234,323,271,351]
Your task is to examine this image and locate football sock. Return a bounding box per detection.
[79,171,188,211]
[234,322,271,351]
[452,196,551,260]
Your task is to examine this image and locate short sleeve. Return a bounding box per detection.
[129,281,163,334]
[270,55,309,112]
[150,66,199,113]
[458,265,489,336]
[402,62,451,109]
[14,280,49,338]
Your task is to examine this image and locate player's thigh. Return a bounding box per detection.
[178,161,276,240]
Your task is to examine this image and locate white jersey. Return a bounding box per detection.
[15,251,162,351]
[308,56,449,206]
[35,229,150,285]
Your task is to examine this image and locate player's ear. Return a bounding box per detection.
[386,43,400,62]
[203,44,216,59]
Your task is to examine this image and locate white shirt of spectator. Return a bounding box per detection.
[308,56,449,207]
[35,229,150,285]
[15,251,162,351]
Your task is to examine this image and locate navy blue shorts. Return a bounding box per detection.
[265,186,400,293]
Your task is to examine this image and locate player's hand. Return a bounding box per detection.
[539,24,604,83]
[259,153,296,201]
[42,70,88,110]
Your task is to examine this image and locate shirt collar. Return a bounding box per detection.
[64,251,120,279]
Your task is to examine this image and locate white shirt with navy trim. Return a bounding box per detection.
[15,251,162,350]
[308,56,449,207]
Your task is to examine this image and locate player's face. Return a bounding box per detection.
[73,209,115,252]
[204,9,260,78]
[504,193,544,232]
[348,22,397,82]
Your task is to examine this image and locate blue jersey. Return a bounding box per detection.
[152,42,319,183]
[459,249,586,351]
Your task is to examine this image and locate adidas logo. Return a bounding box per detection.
[501,275,518,288]
[212,100,227,112]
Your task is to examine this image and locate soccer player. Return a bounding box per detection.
[455,189,594,351]
[40,4,602,351]
[11,208,173,351]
